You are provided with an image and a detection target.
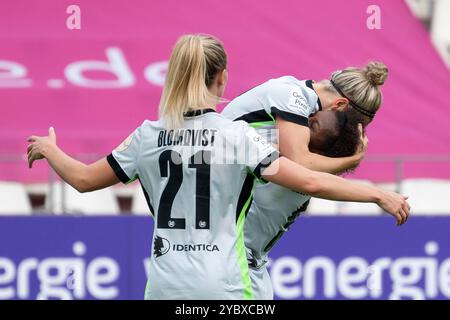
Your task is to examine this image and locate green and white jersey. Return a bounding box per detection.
[107,109,279,300]
[221,76,322,145]
[222,76,321,299]
[246,184,311,263]
[246,185,311,300]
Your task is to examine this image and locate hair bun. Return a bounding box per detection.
[363,61,388,86]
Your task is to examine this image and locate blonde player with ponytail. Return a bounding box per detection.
[27,35,408,299]
[159,35,228,128]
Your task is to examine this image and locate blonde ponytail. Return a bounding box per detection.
[328,61,388,124]
[159,34,227,129]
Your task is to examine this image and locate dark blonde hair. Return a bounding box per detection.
[328,61,388,124]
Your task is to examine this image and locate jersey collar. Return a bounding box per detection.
[183,108,216,117]
[305,80,323,111]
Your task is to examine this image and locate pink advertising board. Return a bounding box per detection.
[1,0,449,182]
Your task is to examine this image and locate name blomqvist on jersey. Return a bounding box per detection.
[155,120,279,170]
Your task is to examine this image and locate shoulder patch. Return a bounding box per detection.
[288,90,309,112]
[115,133,134,152]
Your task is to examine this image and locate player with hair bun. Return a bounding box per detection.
[222,61,392,299]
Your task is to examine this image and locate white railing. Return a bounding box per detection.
[1,153,450,214]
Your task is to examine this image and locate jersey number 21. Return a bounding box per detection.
[157,150,211,230]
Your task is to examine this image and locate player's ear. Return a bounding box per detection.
[330,98,349,111]
[218,69,228,87]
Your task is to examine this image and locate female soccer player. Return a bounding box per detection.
[221,63,392,299]
[245,110,363,299]
[27,34,409,300]
[221,61,388,174]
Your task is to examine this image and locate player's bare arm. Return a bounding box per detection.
[27,127,119,192]
[262,157,410,226]
[276,116,367,174]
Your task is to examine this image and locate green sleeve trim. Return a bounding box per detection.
[126,175,139,184]
[249,120,275,129]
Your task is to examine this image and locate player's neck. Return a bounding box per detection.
[313,82,338,111]
[312,82,327,106]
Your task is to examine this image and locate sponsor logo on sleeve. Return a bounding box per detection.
[114,133,133,152]
[289,91,309,112]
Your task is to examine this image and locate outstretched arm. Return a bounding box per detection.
[276,116,366,174]
[27,127,119,192]
[262,156,410,226]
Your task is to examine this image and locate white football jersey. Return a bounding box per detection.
[222,76,322,144]
[107,109,279,299]
[222,76,321,299]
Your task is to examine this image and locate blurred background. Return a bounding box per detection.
[0,0,449,300]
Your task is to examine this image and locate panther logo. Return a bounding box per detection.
[153,236,170,257]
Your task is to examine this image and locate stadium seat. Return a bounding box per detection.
[131,186,152,216]
[400,178,450,215]
[0,182,32,215]
[45,182,120,215]
[339,180,382,215]
[306,198,340,215]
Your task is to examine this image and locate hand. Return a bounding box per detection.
[27,127,57,168]
[376,190,411,226]
[354,124,368,161]
[343,124,367,172]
